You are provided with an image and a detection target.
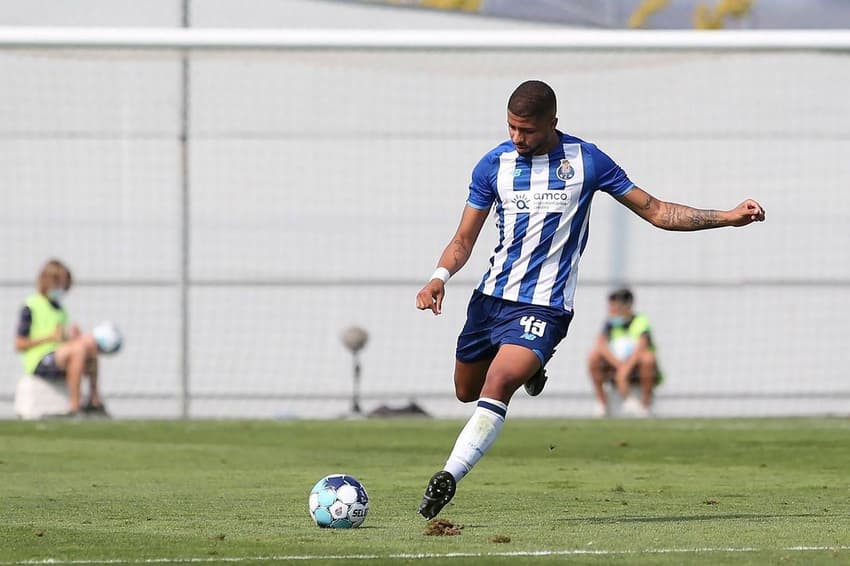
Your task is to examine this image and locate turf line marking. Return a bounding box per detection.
[5,546,850,565]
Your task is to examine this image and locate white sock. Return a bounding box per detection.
[443,397,507,482]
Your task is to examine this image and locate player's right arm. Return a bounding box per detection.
[416,204,490,316]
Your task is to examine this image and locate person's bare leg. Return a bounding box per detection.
[587,350,609,406]
[54,343,85,411]
[420,345,539,519]
[84,356,102,407]
[479,344,540,404]
[55,336,99,412]
[453,358,492,403]
[613,364,633,399]
[637,351,657,408]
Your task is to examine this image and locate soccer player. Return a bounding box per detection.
[14,259,108,416]
[414,80,765,519]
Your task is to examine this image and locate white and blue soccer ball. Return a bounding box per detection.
[308,474,369,528]
[609,336,636,361]
[92,321,123,355]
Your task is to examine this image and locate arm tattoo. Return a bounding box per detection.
[450,238,471,264]
[660,202,723,231]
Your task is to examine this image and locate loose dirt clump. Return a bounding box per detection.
[424,518,462,536]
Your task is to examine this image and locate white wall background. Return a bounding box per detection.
[0,2,848,419]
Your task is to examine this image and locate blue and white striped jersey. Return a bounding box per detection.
[467,131,634,312]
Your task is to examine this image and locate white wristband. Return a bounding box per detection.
[430,267,451,284]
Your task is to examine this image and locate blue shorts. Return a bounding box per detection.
[456,291,573,366]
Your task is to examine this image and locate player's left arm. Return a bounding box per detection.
[416,204,490,316]
[616,186,765,231]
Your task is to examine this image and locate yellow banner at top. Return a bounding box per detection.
[358,0,482,13]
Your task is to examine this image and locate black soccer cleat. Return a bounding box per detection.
[418,470,456,519]
[524,366,548,397]
[83,400,110,418]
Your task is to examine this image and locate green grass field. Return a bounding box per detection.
[2,418,849,565]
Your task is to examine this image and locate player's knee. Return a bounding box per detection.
[78,335,98,356]
[67,340,87,359]
[453,361,488,403]
[638,351,657,369]
[483,367,524,399]
[454,384,480,403]
[66,335,90,351]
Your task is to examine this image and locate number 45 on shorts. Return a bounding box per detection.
[519,315,547,341]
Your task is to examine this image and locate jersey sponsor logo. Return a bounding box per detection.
[511,194,531,210]
[503,190,570,214]
[556,158,575,181]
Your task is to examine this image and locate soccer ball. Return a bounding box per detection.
[92,321,123,355]
[308,474,369,528]
[609,336,636,360]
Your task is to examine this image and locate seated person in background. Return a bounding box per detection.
[587,288,661,417]
[14,259,108,416]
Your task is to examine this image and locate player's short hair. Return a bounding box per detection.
[508,80,557,119]
[38,258,71,293]
[608,288,634,306]
[62,264,73,290]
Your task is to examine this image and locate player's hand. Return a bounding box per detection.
[727,199,765,227]
[416,280,446,315]
[67,324,82,339]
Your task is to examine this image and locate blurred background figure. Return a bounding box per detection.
[587,288,662,418]
[13,259,108,418]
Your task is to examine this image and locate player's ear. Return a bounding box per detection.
[552,116,558,129]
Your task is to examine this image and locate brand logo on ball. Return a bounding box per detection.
[308,474,370,529]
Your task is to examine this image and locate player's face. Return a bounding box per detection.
[507,111,557,157]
